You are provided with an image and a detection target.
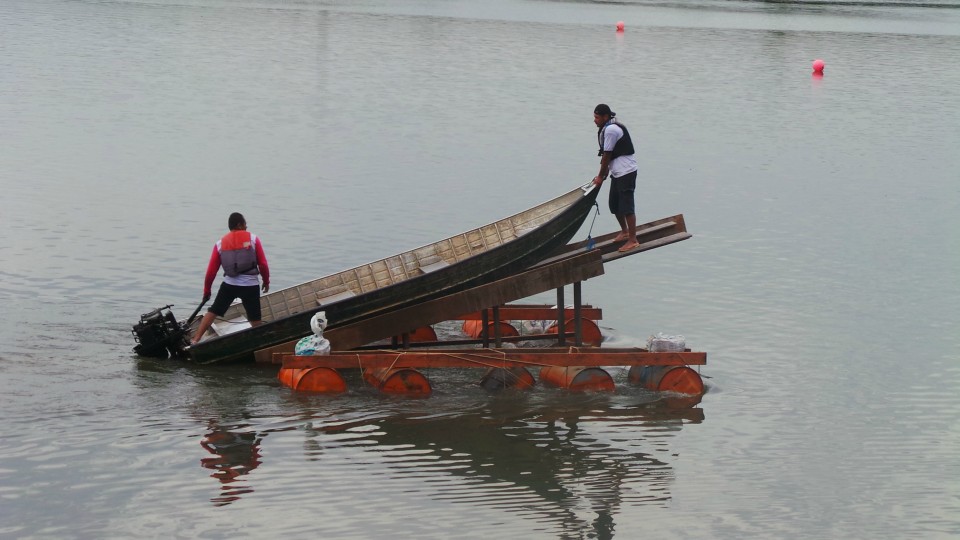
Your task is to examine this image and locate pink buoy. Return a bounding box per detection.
[812,59,825,73]
[616,21,625,32]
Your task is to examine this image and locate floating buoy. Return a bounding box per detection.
[546,318,603,346]
[812,59,825,73]
[363,367,432,396]
[628,365,704,395]
[539,366,614,392]
[616,21,625,32]
[462,320,519,339]
[480,367,535,391]
[278,366,347,393]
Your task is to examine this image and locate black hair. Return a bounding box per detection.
[594,103,616,117]
[228,212,246,230]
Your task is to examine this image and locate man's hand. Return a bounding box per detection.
[262,283,270,294]
[202,292,211,303]
[592,175,604,186]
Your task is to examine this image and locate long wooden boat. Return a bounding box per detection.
[160,182,599,364]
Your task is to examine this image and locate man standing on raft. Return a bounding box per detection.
[191,212,270,345]
[591,103,640,252]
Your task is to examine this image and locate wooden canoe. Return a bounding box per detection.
[185,182,600,363]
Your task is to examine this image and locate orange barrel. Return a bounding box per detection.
[462,320,519,339]
[278,367,300,388]
[546,318,603,346]
[539,366,614,392]
[363,368,432,397]
[407,326,438,343]
[628,365,704,395]
[479,367,535,391]
[662,394,703,409]
[294,367,347,393]
[278,366,347,393]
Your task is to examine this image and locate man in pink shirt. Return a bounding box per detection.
[191,212,270,345]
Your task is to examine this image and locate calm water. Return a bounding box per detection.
[2,0,959,537]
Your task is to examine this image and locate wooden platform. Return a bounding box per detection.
[273,213,707,396]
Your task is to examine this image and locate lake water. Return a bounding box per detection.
[1,0,959,537]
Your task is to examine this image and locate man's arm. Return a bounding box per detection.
[593,151,612,186]
[255,237,270,293]
[203,246,221,301]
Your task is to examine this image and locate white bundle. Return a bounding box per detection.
[647,332,686,352]
[295,335,330,356]
[295,311,331,356]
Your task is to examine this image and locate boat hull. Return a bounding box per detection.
[187,184,599,364]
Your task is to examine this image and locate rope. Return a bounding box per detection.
[585,202,600,250]
[439,349,551,370]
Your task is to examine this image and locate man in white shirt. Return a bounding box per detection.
[591,103,640,252]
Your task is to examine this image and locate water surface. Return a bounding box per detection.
[1,0,959,537]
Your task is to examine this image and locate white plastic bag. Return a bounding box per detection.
[647,332,686,352]
[295,312,330,356]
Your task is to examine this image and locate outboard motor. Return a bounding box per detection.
[132,305,187,358]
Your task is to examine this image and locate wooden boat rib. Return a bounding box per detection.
[185,182,600,364]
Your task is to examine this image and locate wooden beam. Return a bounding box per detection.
[601,232,692,263]
[538,214,687,266]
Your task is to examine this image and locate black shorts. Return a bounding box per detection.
[608,170,637,216]
[209,283,262,321]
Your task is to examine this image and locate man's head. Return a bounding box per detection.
[228,212,247,231]
[593,103,615,127]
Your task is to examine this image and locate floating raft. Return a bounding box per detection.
[277,348,705,396]
[269,213,705,398]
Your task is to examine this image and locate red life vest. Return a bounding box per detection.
[219,230,259,278]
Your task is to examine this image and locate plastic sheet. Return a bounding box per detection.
[647,332,686,352]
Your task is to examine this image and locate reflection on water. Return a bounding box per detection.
[199,421,262,506]
[192,379,705,537]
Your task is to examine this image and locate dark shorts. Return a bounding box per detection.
[209,282,262,321]
[608,170,637,216]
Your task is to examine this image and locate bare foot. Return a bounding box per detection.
[613,232,630,242]
[617,241,641,253]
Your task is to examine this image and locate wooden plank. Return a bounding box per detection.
[537,214,686,266]
[601,232,692,263]
[282,349,706,369]
[349,331,582,350]
[254,251,604,362]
